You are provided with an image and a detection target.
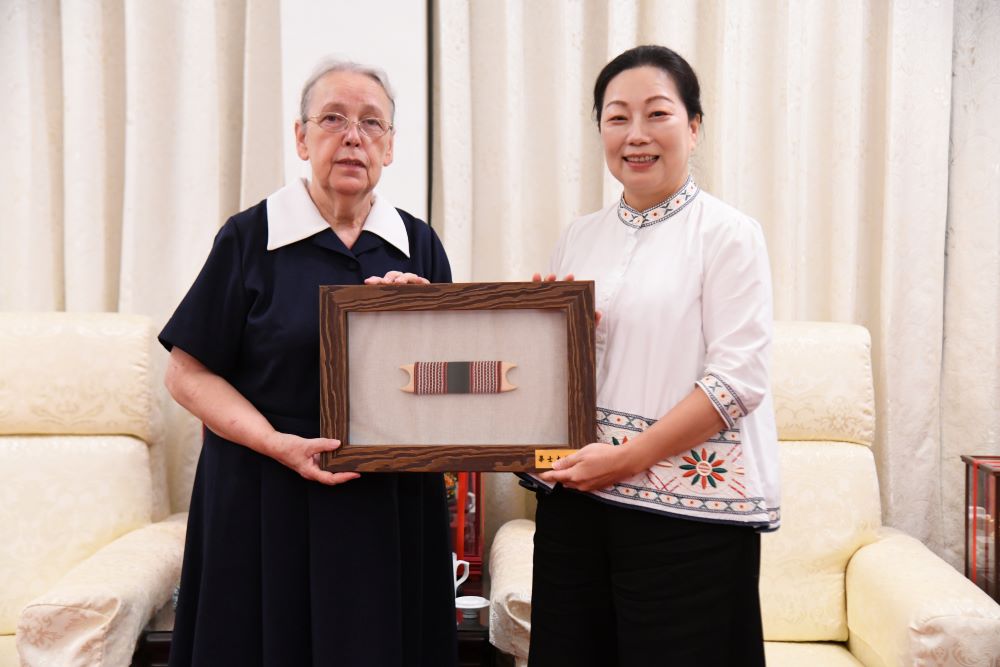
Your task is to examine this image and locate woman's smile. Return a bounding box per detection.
[623,154,659,170]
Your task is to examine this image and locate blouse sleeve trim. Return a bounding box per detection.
[696,372,748,429]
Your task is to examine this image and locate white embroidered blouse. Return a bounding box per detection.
[539,177,780,530]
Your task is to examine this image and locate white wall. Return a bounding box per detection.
[280,0,429,220]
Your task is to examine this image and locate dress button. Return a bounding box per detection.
[346,260,359,271]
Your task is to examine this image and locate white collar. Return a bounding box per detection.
[265,178,410,256]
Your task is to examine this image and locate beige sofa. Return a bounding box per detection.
[489,322,1000,666]
[0,313,186,667]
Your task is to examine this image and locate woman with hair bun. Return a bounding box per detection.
[529,45,779,666]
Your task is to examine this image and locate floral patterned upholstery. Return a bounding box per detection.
[759,440,881,641]
[0,313,157,442]
[0,436,154,634]
[489,321,1000,666]
[0,313,186,667]
[770,321,875,446]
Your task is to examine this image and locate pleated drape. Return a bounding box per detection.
[941,0,1000,568]
[434,0,999,567]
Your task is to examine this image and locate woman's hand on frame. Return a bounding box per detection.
[530,273,602,326]
[530,272,574,282]
[538,441,641,492]
[267,432,361,486]
[364,270,429,285]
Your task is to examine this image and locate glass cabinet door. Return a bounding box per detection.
[964,455,1000,602]
[445,471,484,596]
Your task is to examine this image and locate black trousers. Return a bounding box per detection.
[528,487,765,667]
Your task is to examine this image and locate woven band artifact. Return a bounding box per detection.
[400,361,517,395]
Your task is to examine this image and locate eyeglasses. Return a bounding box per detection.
[305,111,393,138]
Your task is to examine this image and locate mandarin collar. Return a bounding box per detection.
[265,178,410,257]
[617,176,700,229]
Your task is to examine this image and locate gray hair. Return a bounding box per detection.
[299,58,396,122]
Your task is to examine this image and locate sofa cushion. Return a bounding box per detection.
[760,441,880,641]
[764,641,863,666]
[488,519,535,660]
[0,634,16,667]
[0,313,155,441]
[771,322,874,446]
[0,436,153,633]
[847,530,1000,666]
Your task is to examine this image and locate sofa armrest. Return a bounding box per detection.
[489,519,536,662]
[16,513,186,667]
[846,528,1000,666]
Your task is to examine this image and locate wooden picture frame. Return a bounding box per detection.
[319,281,595,472]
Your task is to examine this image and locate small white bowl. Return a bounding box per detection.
[456,595,490,610]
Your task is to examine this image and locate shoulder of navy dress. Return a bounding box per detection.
[394,208,453,283]
[394,207,433,238]
[220,198,270,251]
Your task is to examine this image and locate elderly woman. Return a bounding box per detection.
[160,60,456,666]
[528,45,779,666]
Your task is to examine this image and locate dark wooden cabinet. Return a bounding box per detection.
[963,454,1000,601]
[130,631,171,667]
[458,624,497,667]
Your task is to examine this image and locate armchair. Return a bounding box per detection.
[0,313,186,667]
[489,322,1000,666]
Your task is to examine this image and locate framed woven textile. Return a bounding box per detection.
[318,281,596,472]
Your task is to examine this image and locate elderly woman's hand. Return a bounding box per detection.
[266,432,361,486]
[364,270,430,285]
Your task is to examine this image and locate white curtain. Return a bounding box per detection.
[0,0,284,516]
[941,1,1000,568]
[2,0,997,571]
[434,0,1000,568]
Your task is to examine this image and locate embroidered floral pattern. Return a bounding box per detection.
[594,407,779,529]
[696,373,748,429]
[679,448,729,489]
[617,176,700,229]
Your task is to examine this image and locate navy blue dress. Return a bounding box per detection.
[159,198,458,667]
